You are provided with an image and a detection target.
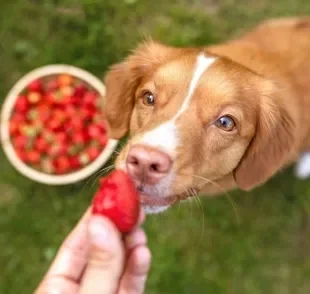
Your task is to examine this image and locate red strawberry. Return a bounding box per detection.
[54,156,71,174]
[46,79,60,92]
[47,91,67,105]
[98,134,108,147]
[34,137,49,153]
[16,150,28,162]
[15,95,29,113]
[69,156,81,170]
[28,92,41,104]
[47,143,67,157]
[88,125,102,139]
[58,74,73,87]
[38,104,51,122]
[69,96,81,106]
[9,120,20,136]
[65,104,77,117]
[71,132,88,145]
[81,108,95,121]
[92,170,140,233]
[26,150,41,164]
[84,91,97,106]
[87,146,101,161]
[70,117,84,130]
[27,79,42,92]
[53,109,67,123]
[74,83,87,97]
[47,118,62,131]
[55,132,67,143]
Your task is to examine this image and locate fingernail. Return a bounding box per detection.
[89,218,107,248]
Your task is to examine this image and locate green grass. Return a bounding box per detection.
[1,0,310,293]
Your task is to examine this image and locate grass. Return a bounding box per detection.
[1,0,310,293]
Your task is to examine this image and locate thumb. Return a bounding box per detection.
[80,216,125,294]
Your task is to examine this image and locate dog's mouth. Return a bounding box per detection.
[137,185,199,207]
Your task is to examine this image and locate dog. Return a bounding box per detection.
[102,17,310,214]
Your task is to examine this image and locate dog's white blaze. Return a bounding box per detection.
[140,54,216,156]
[174,54,216,120]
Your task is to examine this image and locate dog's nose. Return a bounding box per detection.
[126,144,172,185]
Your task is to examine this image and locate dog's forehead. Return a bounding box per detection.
[135,53,219,156]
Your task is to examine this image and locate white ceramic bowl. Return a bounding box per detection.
[0,64,118,185]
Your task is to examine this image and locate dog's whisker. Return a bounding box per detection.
[90,165,115,188]
[186,189,194,220]
[190,187,205,246]
[81,164,115,192]
[175,172,240,225]
[191,174,240,225]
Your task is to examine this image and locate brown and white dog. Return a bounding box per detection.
[102,17,310,214]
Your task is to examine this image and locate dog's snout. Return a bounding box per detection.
[126,144,172,185]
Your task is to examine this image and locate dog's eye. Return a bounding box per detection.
[142,92,155,106]
[214,115,235,131]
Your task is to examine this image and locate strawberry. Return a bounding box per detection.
[20,124,39,138]
[84,91,97,106]
[88,125,102,139]
[47,118,62,131]
[58,74,73,87]
[46,79,60,92]
[87,146,101,161]
[34,137,49,153]
[78,152,90,166]
[69,156,81,170]
[54,132,67,143]
[28,92,41,104]
[47,143,67,157]
[26,150,41,164]
[9,120,20,136]
[15,95,29,113]
[37,104,51,122]
[71,132,88,145]
[69,96,81,106]
[27,109,39,121]
[47,91,67,105]
[53,109,67,123]
[81,108,95,121]
[74,83,87,97]
[16,150,28,162]
[70,117,84,130]
[98,134,108,147]
[92,170,140,233]
[54,156,71,174]
[65,104,77,117]
[41,158,55,174]
[27,79,42,92]
[60,85,74,97]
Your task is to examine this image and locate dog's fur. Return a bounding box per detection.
[102,17,310,213]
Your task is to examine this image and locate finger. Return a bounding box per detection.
[125,228,147,252]
[137,208,146,226]
[80,216,125,294]
[118,246,151,294]
[35,209,91,293]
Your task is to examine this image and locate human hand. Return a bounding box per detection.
[35,208,151,294]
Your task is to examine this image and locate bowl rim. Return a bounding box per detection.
[0,64,118,185]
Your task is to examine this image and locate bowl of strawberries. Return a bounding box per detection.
[0,65,118,185]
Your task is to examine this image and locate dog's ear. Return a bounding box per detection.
[103,41,177,139]
[234,89,296,191]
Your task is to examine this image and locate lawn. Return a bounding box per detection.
[1,0,310,293]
